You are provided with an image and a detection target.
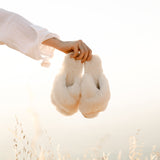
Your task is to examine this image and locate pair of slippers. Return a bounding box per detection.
[51,53,110,118]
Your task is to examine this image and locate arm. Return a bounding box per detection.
[42,37,92,63]
[0,8,59,67]
[0,8,92,67]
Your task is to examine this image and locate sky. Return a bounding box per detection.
[0,0,160,159]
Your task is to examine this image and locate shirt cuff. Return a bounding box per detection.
[29,24,60,67]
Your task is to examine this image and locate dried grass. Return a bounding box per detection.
[12,117,160,160]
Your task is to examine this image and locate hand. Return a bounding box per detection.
[42,38,92,63]
[58,40,92,63]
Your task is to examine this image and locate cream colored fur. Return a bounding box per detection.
[51,53,83,115]
[79,55,111,118]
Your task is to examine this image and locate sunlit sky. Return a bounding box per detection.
[0,0,160,159]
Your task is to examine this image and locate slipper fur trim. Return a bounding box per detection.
[79,55,111,118]
[51,53,83,115]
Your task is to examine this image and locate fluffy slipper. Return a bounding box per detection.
[79,55,111,118]
[51,53,83,116]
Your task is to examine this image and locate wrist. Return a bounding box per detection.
[42,37,63,49]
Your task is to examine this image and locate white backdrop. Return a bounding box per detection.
[0,0,160,159]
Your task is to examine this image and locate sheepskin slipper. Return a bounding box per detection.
[79,55,111,118]
[51,53,83,116]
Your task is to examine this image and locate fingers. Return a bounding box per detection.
[76,41,88,62]
[80,45,90,63]
[70,42,79,58]
[71,40,92,63]
[80,42,92,63]
[86,49,92,61]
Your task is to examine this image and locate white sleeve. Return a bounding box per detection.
[0,8,59,67]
